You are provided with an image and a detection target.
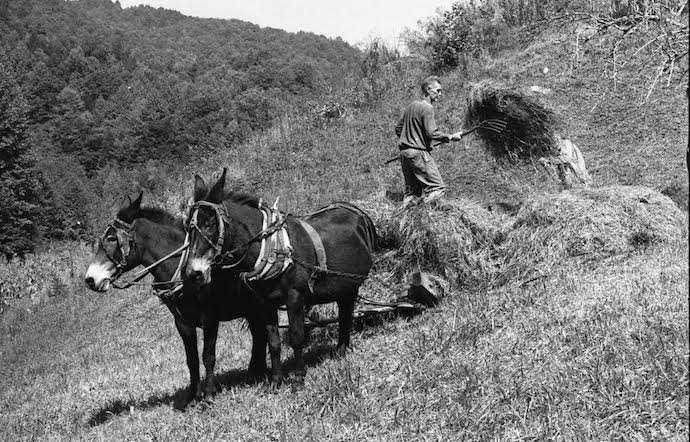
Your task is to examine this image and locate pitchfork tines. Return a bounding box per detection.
[462,118,508,138]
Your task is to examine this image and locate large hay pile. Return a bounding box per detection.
[356,186,685,297]
[465,81,559,163]
[357,194,508,290]
[498,185,686,284]
[394,200,505,286]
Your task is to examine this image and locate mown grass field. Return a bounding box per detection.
[1,21,688,440]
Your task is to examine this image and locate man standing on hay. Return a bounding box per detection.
[395,76,465,206]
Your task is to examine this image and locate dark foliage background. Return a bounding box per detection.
[0,0,365,253]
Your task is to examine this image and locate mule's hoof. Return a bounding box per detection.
[174,386,201,410]
[268,374,283,390]
[173,396,190,411]
[248,364,268,381]
[289,373,306,387]
[173,398,189,411]
[333,345,349,358]
[203,381,220,397]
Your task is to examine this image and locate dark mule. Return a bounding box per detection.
[184,169,377,384]
[84,192,268,409]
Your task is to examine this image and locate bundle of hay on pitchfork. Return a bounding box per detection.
[465,80,560,163]
[465,81,591,186]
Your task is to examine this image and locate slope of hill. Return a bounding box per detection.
[0,3,687,440]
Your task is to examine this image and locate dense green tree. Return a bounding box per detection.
[0,62,45,258]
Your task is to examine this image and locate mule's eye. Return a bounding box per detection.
[106,235,117,242]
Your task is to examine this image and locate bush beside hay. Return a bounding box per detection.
[465,81,559,163]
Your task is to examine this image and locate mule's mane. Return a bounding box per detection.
[117,205,184,229]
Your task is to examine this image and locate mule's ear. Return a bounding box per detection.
[131,191,143,210]
[193,174,207,202]
[207,168,227,203]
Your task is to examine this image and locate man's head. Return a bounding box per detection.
[421,76,442,104]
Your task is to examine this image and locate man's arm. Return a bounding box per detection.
[423,106,450,144]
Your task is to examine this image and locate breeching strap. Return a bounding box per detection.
[296,218,328,293]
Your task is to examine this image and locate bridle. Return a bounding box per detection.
[101,218,135,273]
[187,201,227,258]
[186,200,288,271]
[99,217,189,293]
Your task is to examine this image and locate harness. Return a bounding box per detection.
[295,218,328,293]
[102,217,189,300]
[240,201,293,282]
[187,199,293,283]
[103,218,135,271]
[187,199,370,292]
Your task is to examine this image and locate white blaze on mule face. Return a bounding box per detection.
[187,257,212,285]
[85,260,116,291]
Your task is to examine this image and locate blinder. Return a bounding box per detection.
[187,201,228,261]
[102,217,135,270]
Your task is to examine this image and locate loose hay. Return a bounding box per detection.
[356,186,685,296]
[499,185,686,284]
[358,196,508,290]
[465,81,559,163]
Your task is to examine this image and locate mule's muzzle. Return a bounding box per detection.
[184,258,212,287]
[84,262,115,292]
[84,275,111,292]
[184,260,211,287]
[85,276,96,290]
[186,269,204,284]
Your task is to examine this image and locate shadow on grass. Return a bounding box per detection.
[85,368,258,427]
[87,310,424,427]
[85,344,340,427]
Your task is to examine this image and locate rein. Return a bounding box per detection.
[111,239,189,290]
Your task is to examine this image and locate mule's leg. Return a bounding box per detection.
[247,317,268,378]
[286,288,306,383]
[266,309,283,386]
[201,320,220,396]
[335,291,357,357]
[174,319,200,409]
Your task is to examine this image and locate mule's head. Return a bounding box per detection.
[184,169,227,287]
[84,192,144,292]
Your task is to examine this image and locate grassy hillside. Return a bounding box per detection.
[1,12,688,442]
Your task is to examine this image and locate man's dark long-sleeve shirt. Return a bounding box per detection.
[395,100,450,152]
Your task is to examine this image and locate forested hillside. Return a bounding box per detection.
[0,0,363,255]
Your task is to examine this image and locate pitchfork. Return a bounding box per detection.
[384,118,507,165]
